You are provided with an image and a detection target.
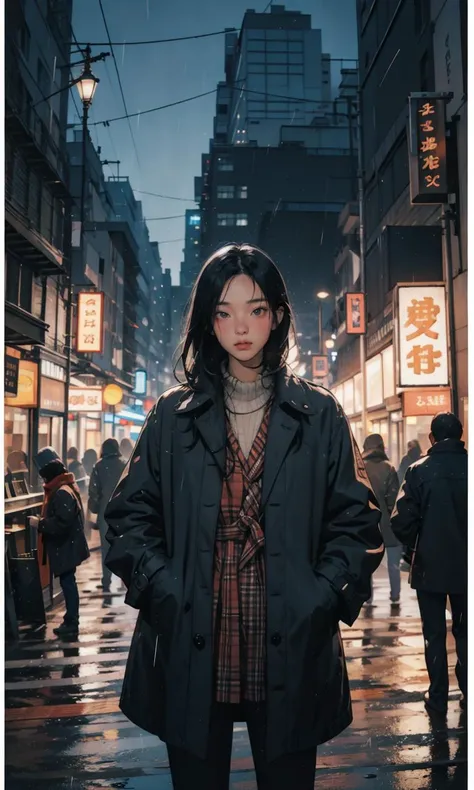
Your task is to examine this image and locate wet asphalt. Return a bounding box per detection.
[5,536,467,789]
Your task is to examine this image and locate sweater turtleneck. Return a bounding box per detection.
[223,370,273,458]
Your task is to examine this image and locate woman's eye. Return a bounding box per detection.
[215,311,229,319]
[252,307,268,317]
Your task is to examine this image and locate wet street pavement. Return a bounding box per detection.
[5,542,467,789]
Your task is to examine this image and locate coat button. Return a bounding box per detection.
[303,404,309,409]
[271,632,282,646]
[193,633,206,650]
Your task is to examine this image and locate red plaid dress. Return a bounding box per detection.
[212,403,271,704]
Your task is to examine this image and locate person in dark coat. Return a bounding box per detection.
[397,439,422,484]
[363,434,402,604]
[32,447,90,637]
[391,412,467,715]
[82,448,98,477]
[104,244,383,789]
[88,439,126,592]
[67,447,87,497]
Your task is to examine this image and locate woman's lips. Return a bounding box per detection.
[234,341,252,349]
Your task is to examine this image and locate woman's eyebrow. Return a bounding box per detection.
[216,297,266,306]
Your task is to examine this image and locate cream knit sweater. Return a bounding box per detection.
[223,371,273,458]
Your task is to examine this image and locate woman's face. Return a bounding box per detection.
[212,275,280,370]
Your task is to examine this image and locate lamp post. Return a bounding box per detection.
[316,291,330,355]
[61,47,100,462]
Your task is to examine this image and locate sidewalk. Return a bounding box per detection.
[5,545,466,789]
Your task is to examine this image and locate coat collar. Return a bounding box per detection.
[173,366,315,417]
[428,438,466,455]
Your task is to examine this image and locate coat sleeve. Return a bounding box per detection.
[385,466,400,514]
[87,466,101,515]
[315,398,384,626]
[104,399,168,609]
[40,489,78,537]
[390,466,422,547]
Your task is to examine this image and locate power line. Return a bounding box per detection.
[134,189,196,202]
[97,0,142,172]
[85,84,353,128]
[154,238,185,244]
[143,215,185,221]
[88,89,217,126]
[74,28,237,47]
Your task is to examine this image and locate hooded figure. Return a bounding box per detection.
[397,440,422,484]
[35,447,90,636]
[88,439,126,591]
[362,434,401,604]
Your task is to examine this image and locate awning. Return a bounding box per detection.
[5,301,49,346]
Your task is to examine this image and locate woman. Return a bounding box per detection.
[105,244,383,789]
[32,447,90,637]
[362,434,402,604]
[88,439,126,592]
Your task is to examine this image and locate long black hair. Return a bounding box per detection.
[175,243,296,390]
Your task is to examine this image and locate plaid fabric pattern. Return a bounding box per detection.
[213,403,271,704]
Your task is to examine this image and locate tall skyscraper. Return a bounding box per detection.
[219,5,332,148]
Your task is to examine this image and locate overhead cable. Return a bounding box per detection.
[74,28,237,47]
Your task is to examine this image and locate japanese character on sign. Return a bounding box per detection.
[84,319,96,328]
[82,334,96,345]
[420,137,438,152]
[85,310,97,317]
[420,120,434,132]
[425,175,441,188]
[86,298,97,305]
[404,297,440,341]
[416,395,426,407]
[419,102,435,116]
[422,155,440,171]
[407,345,442,375]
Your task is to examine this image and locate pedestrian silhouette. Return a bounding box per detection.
[88,439,126,593]
[362,434,401,604]
[392,412,467,716]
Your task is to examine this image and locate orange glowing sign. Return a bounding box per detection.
[345,292,366,335]
[408,94,449,204]
[76,292,104,354]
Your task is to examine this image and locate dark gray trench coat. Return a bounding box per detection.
[104,368,383,761]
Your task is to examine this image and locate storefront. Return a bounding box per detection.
[5,355,39,486]
[67,383,104,459]
[38,360,66,454]
[331,342,453,468]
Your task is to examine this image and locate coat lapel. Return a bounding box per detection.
[261,405,300,508]
[194,402,226,474]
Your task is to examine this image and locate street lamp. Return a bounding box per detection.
[316,291,330,355]
[62,46,103,461]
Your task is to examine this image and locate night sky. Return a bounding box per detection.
[72,0,358,282]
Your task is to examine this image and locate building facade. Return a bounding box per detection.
[5,0,73,484]
[330,0,467,464]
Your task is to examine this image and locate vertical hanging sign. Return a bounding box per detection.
[408,93,450,205]
[76,292,104,353]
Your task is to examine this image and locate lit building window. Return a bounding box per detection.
[189,214,201,226]
[236,186,248,199]
[236,214,248,226]
[217,185,235,199]
[217,213,235,226]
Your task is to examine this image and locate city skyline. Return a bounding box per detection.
[72,0,358,282]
